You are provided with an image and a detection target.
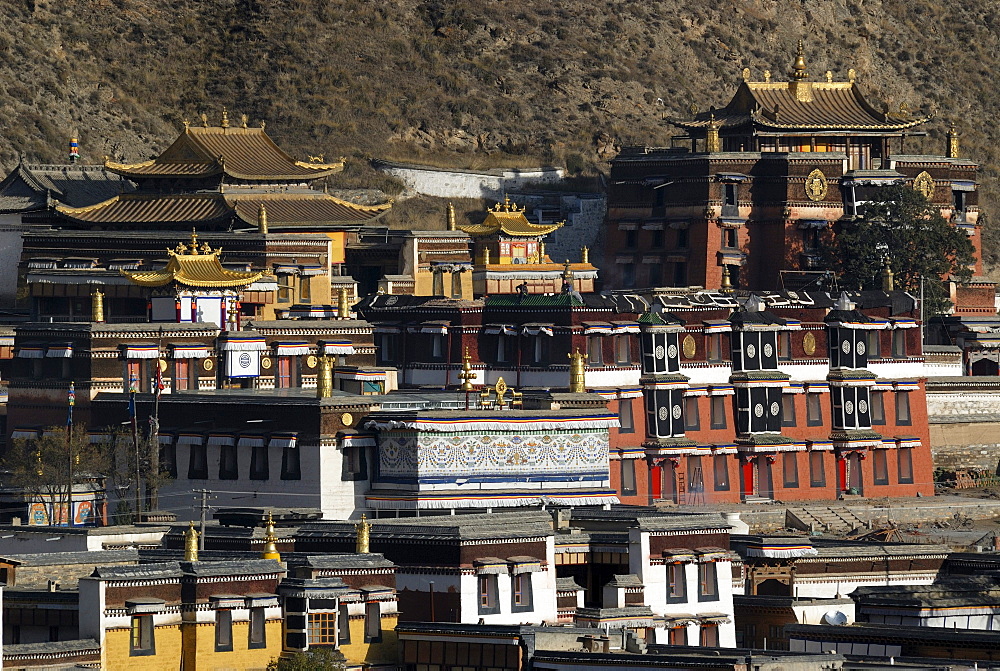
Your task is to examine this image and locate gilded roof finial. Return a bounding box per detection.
[200,112,209,128]
[447,202,456,231]
[562,260,574,281]
[581,246,589,264]
[189,228,199,255]
[257,203,268,235]
[184,521,199,562]
[721,264,734,293]
[261,512,280,560]
[260,120,266,130]
[221,107,230,129]
[880,255,894,292]
[568,348,587,393]
[792,40,808,80]
[947,123,960,159]
[241,113,248,129]
[182,118,190,130]
[763,70,771,83]
[825,70,833,83]
[741,67,751,82]
[503,195,512,211]
[848,68,857,83]
[459,346,475,392]
[355,514,371,554]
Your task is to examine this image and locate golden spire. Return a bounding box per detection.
[337,286,350,320]
[447,202,456,231]
[316,354,333,398]
[482,246,491,265]
[189,229,200,255]
[568,348,587,393]
[881,255,894,292]
[581,246,590,264]
[182,118,190,130]
[261,512,280,560]
[459,346,476,391]
[721,264,734,293]
[355,514,371,554]
[947,124,960,159]
[221,106,230,129]
[241,113,249,129]
[91,288,105,323]
[791,40,808,80]
[257,203,268,235]
[200,112,209,128]
[705,113,722,153]
[538,241,546,262]
[562,260,574,281]
[184,521,199,562]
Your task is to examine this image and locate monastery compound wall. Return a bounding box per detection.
[926,377,1000,472]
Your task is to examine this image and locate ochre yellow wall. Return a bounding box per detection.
[324,231,347,265]
[104,624,183,671]
[338,614,399,667]
[413,270,472,299]
[181,620,283,671]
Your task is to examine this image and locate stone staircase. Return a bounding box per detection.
[786,506,867,534]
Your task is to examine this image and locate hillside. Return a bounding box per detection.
[4,0,1000,270]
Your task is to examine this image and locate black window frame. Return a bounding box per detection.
[710,395,727,430]
[809,451,826,487]
[130,614,156,657]
[782,452,799,488]
[806,393,823,426]
[895,391,912,426]
[215,609,234,652]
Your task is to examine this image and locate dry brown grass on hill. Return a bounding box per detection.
[3,0,1000,273]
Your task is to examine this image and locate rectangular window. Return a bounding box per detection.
[365,601,382,642]
[684,397,700,431]
[707,334,723,363]
[618,399,635,433]
[615,335,631,364]
[867,330,881,359]
[625,229,638,248]
[722,227,738,249]
[215,609,233,652]
[647,263,663,287]
[778,332,792,360]
[218,444,238,480]
[782,452,799,488]
[700,624,719,647]
[652,229,664,248]
[676,227,689,249]
[623,263,636,288]
[173,359,190,391]
[672,262,687,287]
[667,563,687,601]
[669,626,687,645]
[188,444,208,480]
[377,334,396,365]
[809,451,826,487]
[713,454,730,491]
[277,274,293,303]
[478,575,499,615]
[710,395,727,430]
[249,607,266,649]
[723,183,738,208]
[898,447,914,484]
[299,276,311,303]
[512,573,534,612]
[871,391,886,425]
[342,446,367,481]
[698,562,718,601]
[532,335,548,365]
[277,356,296,388]
[688,455,704,495]
[431,335,444,360]
[281,444,301,480]
[873,449,889,485]
[892,330,907,358]
[307,612,337,645]
[130,615,155,656]
[250,444,269,481]
[496,335,510,364]
[620,459,637,496]
[338,604,351,644]
[588,336,604,365]
[895,392,912,425]
[781,394,797,427]
[806,393,823,426]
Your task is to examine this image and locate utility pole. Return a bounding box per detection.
[193,489,213,552]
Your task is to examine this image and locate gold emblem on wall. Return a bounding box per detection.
[202,358,214,371]
[341,412,354,426]
[802,331,817,356]
[305,355,318,369]
[682,334,697,359]
[261,356,273,370]
[804,169,828,201]
[913,171,935,200]
[158,359,168,373]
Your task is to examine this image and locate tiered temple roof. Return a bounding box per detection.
[121,232,264,288]
[458,198,564,237]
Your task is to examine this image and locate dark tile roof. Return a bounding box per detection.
[0,163,134,214]
[0,549,138,566]
[300,553,395,571]
[89,562,183,580]
[180,559,285,577]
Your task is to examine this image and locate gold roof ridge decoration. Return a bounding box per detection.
[672,43,931,133]
[459,197,565,238]
[121,229,264,288]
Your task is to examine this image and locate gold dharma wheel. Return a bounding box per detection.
[305,355,318,369]
[202,358,214,371]
[802,331,817,356]
[260,356,272,370]
[341,412,354,426]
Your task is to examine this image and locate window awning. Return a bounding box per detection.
[218,334,267,352]
[662,548,697,563]
[895,381,920,391]
[703,320,731,334]
[176,433,205,446]
[158,432,176,445]
[952,180,977,192]
[237,434,266,448]
[209,594,245,610]
[474,557,508,575]
[583,321,614,335]
[482,324,516,336]
[340,433,377,448]
[269,432,298,449]
[797,219,829,230]
[896,436,921,448]
[16,346,45,359]
[121,344,161,359]
[319,340,356,356]
[805,382,830,393]
[45,343,73,358]
[126,598,166,615]
[170,344,212,359]
[891,317,919,329]
[273,264,299,275]
[709,384,734,396]
[617,222,638,231]
[611,321,641,334]
[641,221,665,231]
[414,321,449,335]
[337,368,387,381]
[11,428,41,440]
[0,335,13,347]
[508,556,543,574]
[783,382,804,394]
[207,433,236,447]
[808,440,834,451]
[373,323,401,334]
[274,341,312,356]
[298,263,327,276]
[245,594,279,608]
[522,324,554,337]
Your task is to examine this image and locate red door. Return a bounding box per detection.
[837,456,847,492]
[651,462,662,501]
[741,459,754,499]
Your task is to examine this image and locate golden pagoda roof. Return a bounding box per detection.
[54,192,390,228]
[121,232,264,288]
[673,45,930,133]
[458,198,564,237]
[105,118,345,181]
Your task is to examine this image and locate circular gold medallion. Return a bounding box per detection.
[202,358,214,371]
[802,331,817,356]
[913,171,935,199]
[158,359,168,373]
[682,334,697,359]
[305,355,318,369]
[341,412,354,426]
[261,356,272,370]
[804,169,828,201]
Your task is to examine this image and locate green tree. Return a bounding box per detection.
[824,185,976,315]
[2,427,110,525]
[267,649,346,671]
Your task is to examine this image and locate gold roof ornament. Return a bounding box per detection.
[221,106,230,129]
[122,232,263,288]
[261,512,280,560]
[581,246,589,264]
[763,70,771,83]
[706,113,722,152]
[458,347,476,391]
[721,264,734,293]
[337,286,351,320]
[947,124,960,159]
[848,68,857,83]
[459,201,563,238]
[825,70,833,83]
[568,348,586,393]
[880,255,894,292]
[355,514,371,554]
[91,288,105,323]
[316,354,333,398]
[479,376,522,409]
[913,170,935,199]
[184,521,199,562]
[447,202,456,231]
[200,112,209,128]
[741,67,751,82]
[182,118,190,130]
[257,203,268,235]
[241,114,249,129]
[791,40,808,80]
